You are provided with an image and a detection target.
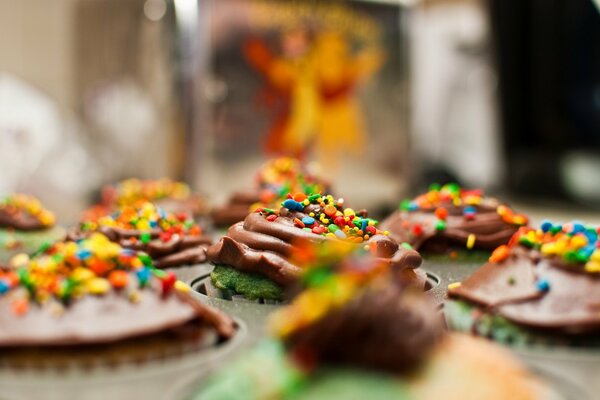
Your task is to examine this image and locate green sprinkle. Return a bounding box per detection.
[328,224,338,232]
[140,232,152,244]
[139,253,153,266]
[401,242,413,250]
[400,199,411,211]
[429,183,442,192]
[435,220,446,231]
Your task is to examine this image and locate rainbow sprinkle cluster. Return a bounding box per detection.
[400,183,528,230]
[103,178,192,207]
[253,157,327,206]
[489,221,600,274]
[81,202,202,244]
[270,240,388,338]
[257,192,387,243]
[2,234,188,316]
[0,194,55,227]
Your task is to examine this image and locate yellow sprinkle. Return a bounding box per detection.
[303,199,310,205]
[591,250,600,262]
[570,235,587,249]
[87,278,110,295]
[343,208,355,217]
[448,282,462,290]
[466,234,476,250]
[585,261,600,273]
[383,230,389,236]
[174,280,190,293]
[309,212,315,217]
[10,253,30,268]
[72,267,95,282]
[541,243,556,256]
[128,290,142,303]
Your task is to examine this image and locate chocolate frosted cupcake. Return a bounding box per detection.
[447,221,600,347]
[83,178,206,222]
[191,242,549,400]
[211,157,329,228]
[206,192,424,301]
[0,233,235,369]
[0,194,65,262]
[381,183,528,261]
[70,202,212,269]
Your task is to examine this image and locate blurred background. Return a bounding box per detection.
[0,0,599,224]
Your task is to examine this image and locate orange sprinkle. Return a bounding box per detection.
[12,299,29,316]
[489,245,510,263]
[293,193,307,202]
[108,270,129,289]
[435,207,448,220]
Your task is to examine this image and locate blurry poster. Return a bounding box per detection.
[202,0,410,210]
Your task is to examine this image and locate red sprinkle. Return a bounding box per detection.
[161,272,177,296]
[294,218,305,228]
[266,214,278,222]
[435,207,448,221]
[366,225,377,236]
[412,224,423,236]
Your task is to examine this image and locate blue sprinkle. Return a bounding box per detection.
[361,219,368,232]
[536,279,550,292]
[334,230,346,239]
[302,217,315,226]
[585,229,598,243]
[282,199,303,211]
[572,221,585,234]
[408,202,419,211]
[0,280,9,294]
[464,206,476,214]
[121,248,136,256]
[136,268,151,283]
[540,220,553,233]
[77,249,92,260]
[582,245,596,258]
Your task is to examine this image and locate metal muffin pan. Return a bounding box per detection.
[0,315,247,400]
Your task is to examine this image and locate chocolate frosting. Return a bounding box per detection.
[0,279,235,347]
[207,209,425,289]
[449,246,600,334]
[381,197,522,252]
[0,208,51,231]
[285,285,444,373]
[68,226,212,268]
[211,189,263,227]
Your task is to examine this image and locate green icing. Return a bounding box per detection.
[290,369,409,400]
[211,264,284,301]
[193,340,410,400]
[0,226,65,264]
[445,299,600,348]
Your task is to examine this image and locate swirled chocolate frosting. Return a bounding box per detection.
[208,193,425,290]
[211,157,330,227]
[0,194,56,231]
[449,222,600,334]
[70,202,212,268]
[381,184,528,253]
[0,235,235,347]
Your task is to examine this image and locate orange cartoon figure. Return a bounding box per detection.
[244,4,384,168]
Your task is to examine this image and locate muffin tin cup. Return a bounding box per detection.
[0,314,247,400]
[190,266,447,307]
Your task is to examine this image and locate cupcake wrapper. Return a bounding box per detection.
[193,275,286,305]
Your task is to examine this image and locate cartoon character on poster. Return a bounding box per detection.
[245,2,384,167]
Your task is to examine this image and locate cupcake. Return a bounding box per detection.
[206,192,424,302]
[0,194,65,262]
[70,202,212,270]
[0,233,236,369]
[446,221,600,347]
[211,157,329,228]
[190,242,550,400]
[83,178,207,222]
[380,183,528,262]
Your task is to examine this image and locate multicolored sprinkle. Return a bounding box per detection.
[80,202,203,244]
[257,192,386,243]
[399,183,528,229]
[103,178,192,207]
[0,194,55,227]
[2,233,188,316]
[490,221,600,274]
